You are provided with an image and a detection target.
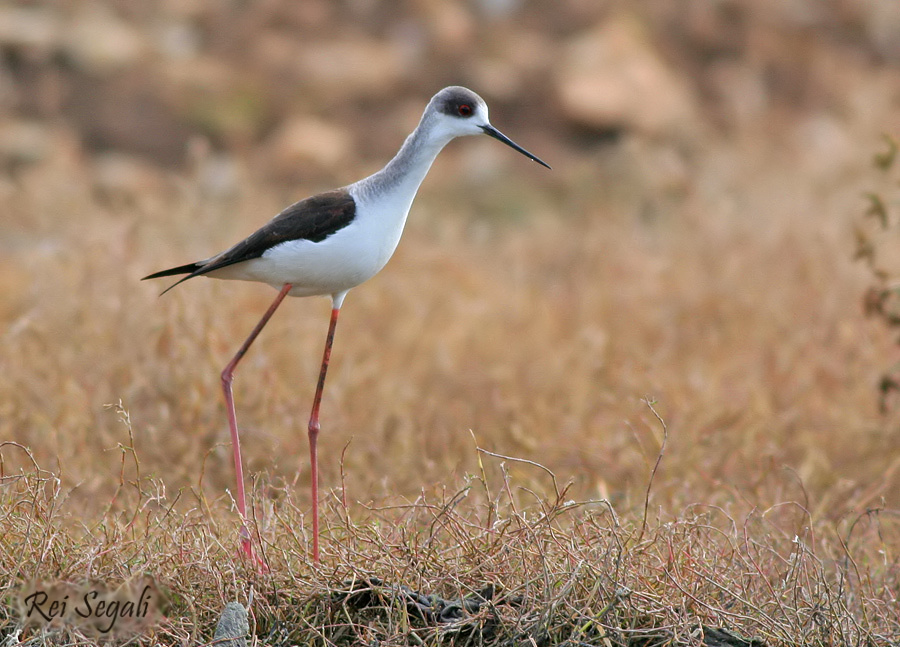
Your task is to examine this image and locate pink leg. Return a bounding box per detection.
[221,283,292,561]
[307,306,341,563]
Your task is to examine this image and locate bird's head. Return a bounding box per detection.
[424,86,550,169]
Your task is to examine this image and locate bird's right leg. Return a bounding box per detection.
[306,304,341,563]
[221,282,292,562]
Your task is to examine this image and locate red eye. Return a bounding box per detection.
[458,104,472,117]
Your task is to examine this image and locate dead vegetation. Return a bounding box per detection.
[2,1,900,645]
[3,118,900,644]
[2,122,900,643]
[1,420,899,646]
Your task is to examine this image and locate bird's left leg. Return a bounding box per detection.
[221,282,292,565]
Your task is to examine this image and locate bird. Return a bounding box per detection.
[143,86,550,564]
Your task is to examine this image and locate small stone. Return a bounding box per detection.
[212,602,249,647]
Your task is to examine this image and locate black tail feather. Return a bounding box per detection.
[143,262,208,295]
[142,262,203,281]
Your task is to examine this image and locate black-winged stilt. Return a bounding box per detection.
[144,86,550,563]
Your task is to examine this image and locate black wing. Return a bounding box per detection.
[143,189,357,292]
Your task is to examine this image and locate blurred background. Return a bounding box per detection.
[1,0,897,196]
[2,0,900,519]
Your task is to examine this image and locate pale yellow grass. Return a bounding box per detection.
[1,128,899,643]
[2,139,895,513]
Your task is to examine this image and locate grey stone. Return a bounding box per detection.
[212,602,248,647]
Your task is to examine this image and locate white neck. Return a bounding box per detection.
[351,111,453,211]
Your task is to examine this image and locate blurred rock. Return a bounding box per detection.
[472,58,523,100]
[296,38,405,99]
[0,119,51,166]
[182,137,243,198]
[501,30,556,75]
[278,0,334,29]
[154,19,201,61]
[474,0,524,20]
[555,14,699,138]
[160,0,208,19]
[163,56,235,95]
[707,60,768,128]
[0,5,60,55]
[680,1,745,55]
[773,0,828,28]
[255,31,303,74]
[92,152,165,196]
[196,154,243,199]
[67,74,194,165]
[862,0,900,62]
[792,114,855,181]
[0,65,17,113]
[470,31,554,99]
[265,115,353,175]
[428,3,475,51]
[63,5,148,75]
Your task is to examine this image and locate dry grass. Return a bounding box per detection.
[1,441,898,646]
[2,118,900,644]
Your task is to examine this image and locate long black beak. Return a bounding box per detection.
[481,125,551,169]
